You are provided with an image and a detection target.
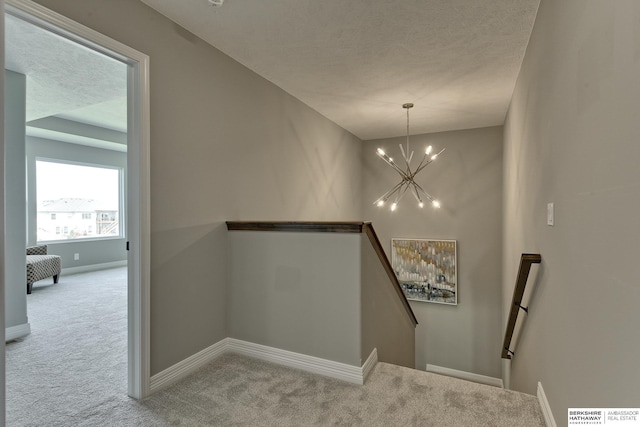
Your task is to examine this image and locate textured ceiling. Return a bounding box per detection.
[140,0,540,140]
[5,1,540,142]
[5,13,128,136]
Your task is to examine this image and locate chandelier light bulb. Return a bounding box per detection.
[432,200,441,208]
[377,200,385,207]
[431,153,438,160]
[391,202,397,211]
[426,145,432,155]
[419,202,424,208]
[377,148,385,156]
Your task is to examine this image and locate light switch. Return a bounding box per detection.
[547,203,554,226]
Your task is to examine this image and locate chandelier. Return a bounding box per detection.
[374,103,445,211]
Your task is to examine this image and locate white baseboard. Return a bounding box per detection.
[361,348,378,382]
[150,338,228,394]
[537,382,557,427]
[426,364,504,388]
[227,339,369,385]
[149,338,375,394]
[62,260,127,276]
[5,323,31,342]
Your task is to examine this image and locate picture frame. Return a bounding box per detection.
[391,238,458,305]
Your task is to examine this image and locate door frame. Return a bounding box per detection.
[5,0,151,399]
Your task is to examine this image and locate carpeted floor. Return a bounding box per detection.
[6,267,545,426]
[6,267,129,426]
[139,354,545,427]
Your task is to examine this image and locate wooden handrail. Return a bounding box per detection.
[226,221,364,233]
[362,223,418,326]
[225,221,418,326]
[501,253,541,359]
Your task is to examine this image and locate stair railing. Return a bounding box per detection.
[225,221,418,326]
[501,253,541,359]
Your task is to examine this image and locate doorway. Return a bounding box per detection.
[4,0,150,403]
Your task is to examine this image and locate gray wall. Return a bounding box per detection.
[503,0,640,421]
[25,137,127,269]
[363,126,503,378]
[34,0,363,375]
[360,233,415,368]
[4,70,27,330]
[228,231,361,366]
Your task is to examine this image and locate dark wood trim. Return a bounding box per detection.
[226,220,418,327]
[226,221,365,233]
[362,223,418,326]
[501,253,542,360]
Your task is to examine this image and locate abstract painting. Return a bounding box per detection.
[391,238,457,305]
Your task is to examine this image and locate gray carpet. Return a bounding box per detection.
[6,267,128,426]
[6,267,545,426]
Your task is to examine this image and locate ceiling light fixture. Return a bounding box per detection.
[373,103,444,211]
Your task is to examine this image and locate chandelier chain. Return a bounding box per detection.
[406,106,410,154]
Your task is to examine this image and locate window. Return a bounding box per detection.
[36,160,123,242]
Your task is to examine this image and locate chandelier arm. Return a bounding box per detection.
[412,153,430,176]
[373,180,405,205]
[399,144,412,174]
[413,159,433,177]
[378,152,411,178]
[394,182,411,204]
[399,144,408,163]
[410,182,423,204]
[390,161,411,179]
[412,181,435,202]
[414,147,444,176]
[432,147,446,158]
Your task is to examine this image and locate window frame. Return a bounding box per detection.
[35,157,125,244]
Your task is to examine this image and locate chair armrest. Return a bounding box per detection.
[26,245,48,256]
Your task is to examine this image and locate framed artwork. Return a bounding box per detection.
[391,238,457,305]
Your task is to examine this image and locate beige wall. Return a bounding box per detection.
[504,0,640,421]
[34,0,362,375]
[228,231,361,366]
[360,233,415,368]
[363,126,504,378]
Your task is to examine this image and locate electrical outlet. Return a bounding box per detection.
[74,253,80,261]
[547,203,554,226]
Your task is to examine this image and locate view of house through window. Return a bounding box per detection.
[36,160,122,242]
